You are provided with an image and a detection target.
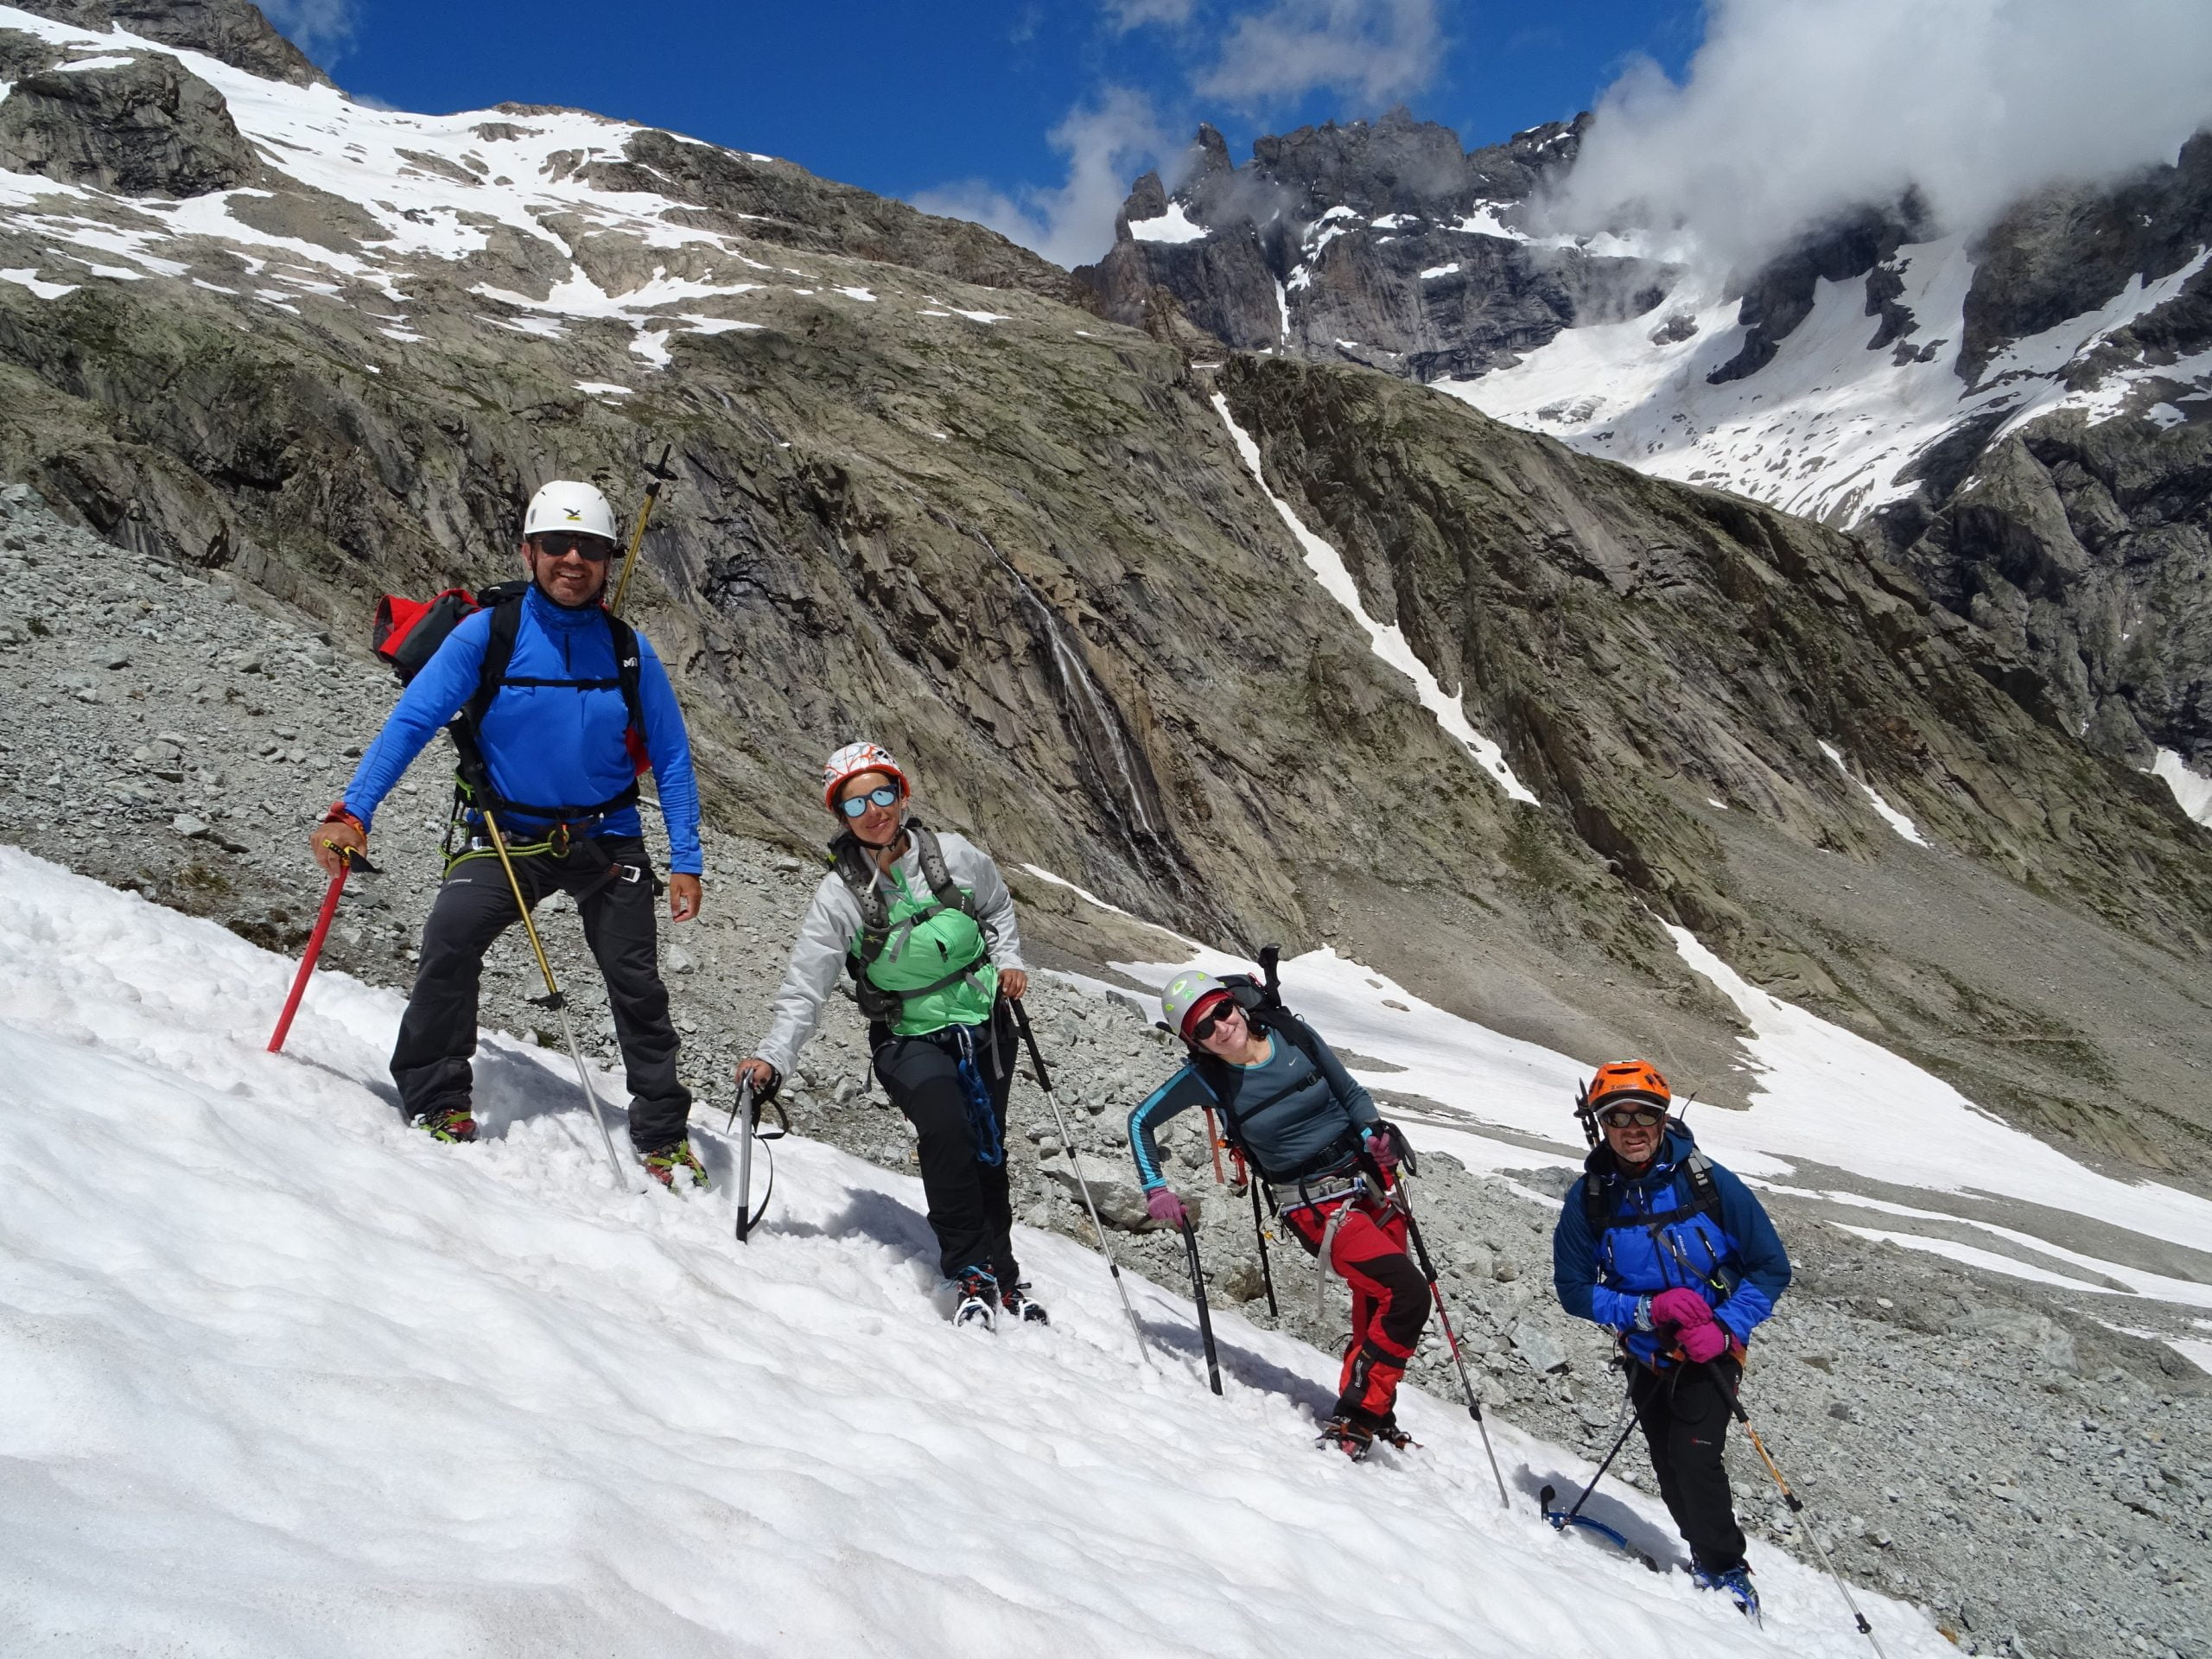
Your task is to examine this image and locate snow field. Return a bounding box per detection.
[1046,877,2212,1319]
[0,848,1947,1656]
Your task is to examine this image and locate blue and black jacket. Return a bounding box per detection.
[342,584,703,874]
[1128,1012,1379,1189]
[1552,1127,1790,1369]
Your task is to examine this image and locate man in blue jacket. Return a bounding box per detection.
[310,480,707,1186]
[1553,1060,1790,1613]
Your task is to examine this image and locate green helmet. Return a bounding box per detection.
[1161,969,1231,1043]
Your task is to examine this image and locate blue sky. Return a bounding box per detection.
[270,1,1703,265]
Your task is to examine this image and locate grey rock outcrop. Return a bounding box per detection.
[1077,110,1669,382]
[8,0,327,86]
[0,51,258,196]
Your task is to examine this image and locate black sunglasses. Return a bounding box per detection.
[533,531,615,562]
[1598,1106,1667,1130]
[837,785,901,818]
[1192,1002,1241,1042]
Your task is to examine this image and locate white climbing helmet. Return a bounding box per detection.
[822,741,910,812]
[523,480,619,544]
[1161,969,1233,1044]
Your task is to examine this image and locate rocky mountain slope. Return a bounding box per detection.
[1083,114,2212,814]
[1,0,2209,1167]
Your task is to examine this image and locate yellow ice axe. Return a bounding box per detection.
[608,444,677,618]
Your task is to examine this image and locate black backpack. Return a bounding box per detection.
[372,580,650,822]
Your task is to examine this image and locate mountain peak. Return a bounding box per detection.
[4,0,328,86]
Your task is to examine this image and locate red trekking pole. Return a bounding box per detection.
[267,847,371,1053]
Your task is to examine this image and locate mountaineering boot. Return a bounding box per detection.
[1000,1282,1050,1325]
[642,1138,708,1191]
[413,1105,477,1143]
[953,1268,999,1331]
[1374,1414,1419,1452]
[1316,1415,1376,1462]
[1692,1563,1759,1619]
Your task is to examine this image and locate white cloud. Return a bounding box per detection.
[912,88,1179,270]
[1195,0,1444,109]
[259,0,358,62]
[1553,0,2212,270]
[1104,0,1198,29]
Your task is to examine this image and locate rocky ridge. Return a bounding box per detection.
[2,486,2207,1659]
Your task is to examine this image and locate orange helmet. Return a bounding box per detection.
[1579,1059,1670,1121]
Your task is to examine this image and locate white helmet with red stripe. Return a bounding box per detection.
[822,741,910,812]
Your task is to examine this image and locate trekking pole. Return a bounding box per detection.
[267,843,374,1052]
[1376,1155,1510,1508]
[1249,1177,1280,1317]
[1179,1217,1223,1396]
[1706,1361,1889,1658]
[1007,999,1154,1369]
[608,445,677,618]
[476,803,636,1192]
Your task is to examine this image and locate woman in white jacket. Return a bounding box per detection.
[740,743,1039,1331]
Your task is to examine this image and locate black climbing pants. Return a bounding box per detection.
[873,1003,1020,1285]
[391,833,692,1150]
[1629,1356,1747,1573]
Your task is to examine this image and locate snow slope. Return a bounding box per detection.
[0,6,1043,384]
[0,847,1947,1656]
[1048,887,2212,1320]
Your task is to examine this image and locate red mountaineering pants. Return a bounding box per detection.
[1284,1192,1429,1429]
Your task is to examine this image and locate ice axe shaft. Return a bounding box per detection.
[608,444,677,618]
[732,1077,757,1243]
[1179,1217,1223,1396]
[267,848,365,1052]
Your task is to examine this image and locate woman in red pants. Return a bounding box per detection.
[1128,969,1423,1459]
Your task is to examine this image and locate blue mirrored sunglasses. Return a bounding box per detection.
[837,785,901,818]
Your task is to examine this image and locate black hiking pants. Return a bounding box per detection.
[873,1003,1020,1285]
[1630,1356,1746,1574]
[391,832,692,1150]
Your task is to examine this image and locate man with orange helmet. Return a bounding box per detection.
[1552,1060,1790,1617]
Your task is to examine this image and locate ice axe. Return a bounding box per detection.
[726,1072,790,1243]
[267,843,376,1053]
[607,444,677,618]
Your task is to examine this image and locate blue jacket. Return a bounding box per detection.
[1128,1014,1378,1189]
[1552,1128,1790,1369]
[343,585,703,874]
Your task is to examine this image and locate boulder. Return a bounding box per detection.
[0,53,258,197]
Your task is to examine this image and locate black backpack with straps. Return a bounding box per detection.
[828,819,988,1025]
[1187,960,1376,1186]
[1580,1140,1722,1233]
[372,579,650,823]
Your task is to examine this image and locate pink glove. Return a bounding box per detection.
[1650,1287,1713,1330]
[1678,1320,1732,1364]
[1147,1187,1188,1228]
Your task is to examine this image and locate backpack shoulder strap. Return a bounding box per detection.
[464,589,527,733]
[828,832,894,940]
[607,611,645,736]
[1681,1147,1721,1216]
[906,822,979,918]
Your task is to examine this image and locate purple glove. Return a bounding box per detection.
[1362,1124,1400,1171]
[1650,1287,1713,1331]
[1146,1187,1188,1228]
[1678,1320,1732,1363]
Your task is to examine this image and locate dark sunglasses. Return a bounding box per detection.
[836,785,901,818]
[533,531,615,562]
[1192,1002,1241,1042]
[1598,1106,1667,1130]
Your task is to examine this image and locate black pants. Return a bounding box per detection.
[1630,1357,1747,1573]
[874,1004,1019,1284]
[391,833,691,1150]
